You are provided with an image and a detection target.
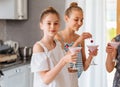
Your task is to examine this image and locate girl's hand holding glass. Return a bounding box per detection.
[107,42,119,56]
[106,43,115,54]
[63,50,79,64]
[67,47,82,73]
[106,42,120,62]
[87,38,99,65]
[108,42,120,49]
[88,47,98,57]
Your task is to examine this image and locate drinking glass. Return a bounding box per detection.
[87,38,99,65]
[87,45,99,65]
[68,47,82,73]
[108,41,120,62]
[108,42,120,48]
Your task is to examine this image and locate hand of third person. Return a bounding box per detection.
[106,43,116,54]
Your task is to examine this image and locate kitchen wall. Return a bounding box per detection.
[0,20,6,40]
[0,0,65,47]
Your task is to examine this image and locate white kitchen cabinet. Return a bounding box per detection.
[27,64,33,87]
[0,0,28,20]
[0,76,5,87]
[0,64,33,87]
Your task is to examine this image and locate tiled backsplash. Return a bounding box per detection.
[0,20,6,40]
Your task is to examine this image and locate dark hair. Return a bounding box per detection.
[65,2,83,17]
[40,7,60,22]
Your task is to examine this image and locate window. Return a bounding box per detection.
[106,0,117,87]
[106,0,117,42]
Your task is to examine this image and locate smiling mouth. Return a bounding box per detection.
[51,30,56,32]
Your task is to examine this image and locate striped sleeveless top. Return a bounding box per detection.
[59,33,84,78]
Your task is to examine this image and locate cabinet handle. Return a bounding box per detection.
[0,70,4,76]
[16,69,20,72]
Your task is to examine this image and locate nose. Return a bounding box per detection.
[78,20,83,25]
[50,24,55,28]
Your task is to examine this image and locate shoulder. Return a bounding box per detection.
[33,41,44,53]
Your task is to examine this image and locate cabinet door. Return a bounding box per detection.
[0,76,5,87]
[0,0,28,20]
[3,65,29,87]
[26,65,33,87]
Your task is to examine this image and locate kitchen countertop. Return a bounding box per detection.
[0,57,31,71]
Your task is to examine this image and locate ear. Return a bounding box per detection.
[64,15,69,22]
[40,22,43,30]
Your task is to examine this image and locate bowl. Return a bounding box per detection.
[68,47,82,53]
[87,45,99,52]
[109,42,120,48]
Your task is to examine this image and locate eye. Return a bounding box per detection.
[81,19,83,22]
[74,19,79,21]
[54,22,59,25]
[47,22,51,25]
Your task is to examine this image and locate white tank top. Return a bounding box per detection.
[31,40,73,87]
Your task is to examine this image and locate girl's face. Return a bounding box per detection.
[40,14,60,37]
[65,10,83,31]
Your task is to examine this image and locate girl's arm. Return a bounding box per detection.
[106,42,117,72]
[106,54,116,72]
[81,41,98,70]
[39,53,77,84]
[39,57,66,84]
[33,43,77,84]
[72,32,92,47]
[73,33,97,70]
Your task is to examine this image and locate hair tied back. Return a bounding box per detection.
[70,2,78,7]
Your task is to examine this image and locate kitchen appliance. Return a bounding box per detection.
[4,40,19,54]
[19,46,32,60]
[0,40,19,63]
[0,45,14,54]
[0,54,17,63]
